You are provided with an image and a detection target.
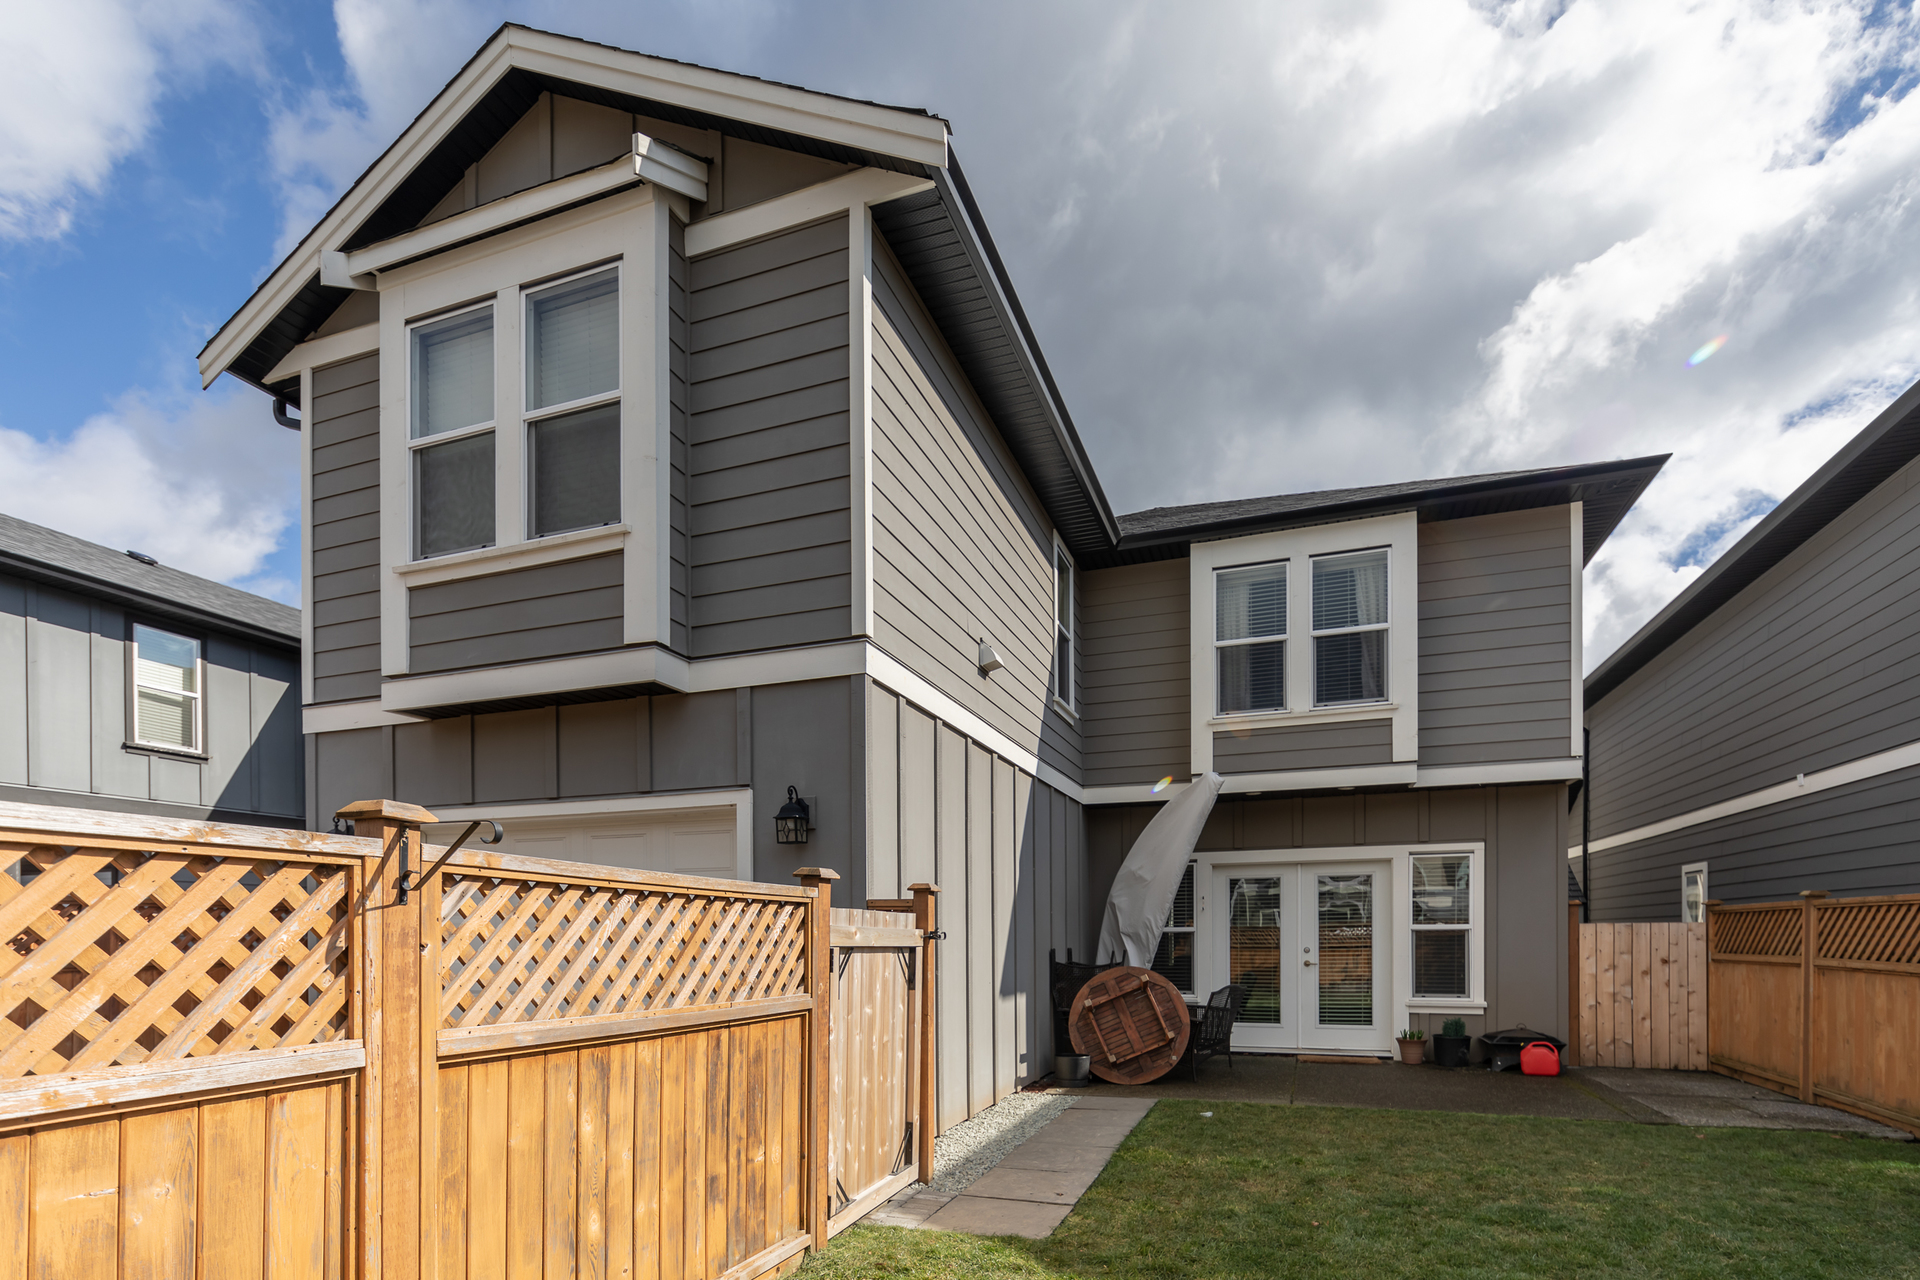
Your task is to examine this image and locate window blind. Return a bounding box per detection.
[411,309,494,438]
[527,269,618,411]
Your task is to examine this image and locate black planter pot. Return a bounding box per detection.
[1432,1034,1472,1068]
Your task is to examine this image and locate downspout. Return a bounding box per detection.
[272,395,301,430]
[1581,726,1591,923]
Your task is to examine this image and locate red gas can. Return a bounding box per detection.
[1520,1041,1560,1076]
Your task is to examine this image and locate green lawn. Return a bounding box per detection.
[800,1101,1920,1280]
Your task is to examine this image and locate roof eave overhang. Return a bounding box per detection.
[1586,375,1920,708]
[199,23,950,393]
[0,551,299,650]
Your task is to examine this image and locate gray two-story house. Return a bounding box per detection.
[198,25,1661,1127]
[0,513,302,826]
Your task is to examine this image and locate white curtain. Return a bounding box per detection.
[1095,771,1225,966]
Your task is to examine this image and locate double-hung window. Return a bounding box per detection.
[1150,862,1197,995]
[1411,853,1472,998]
[1312,548,1388,705]
[410,304,496,558]
[129,624,202,752]
[1215,561,1287,715]
[525,266,620,537]
[1681,863,1708,923]
[1053,547,1074,710]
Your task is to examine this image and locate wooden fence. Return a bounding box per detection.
[1708,892,1920,1137]
[1568,914,1707,1069]
[0,798,936,1279]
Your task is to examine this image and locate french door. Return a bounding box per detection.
[1210,861,1390,1054]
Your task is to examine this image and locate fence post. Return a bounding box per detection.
[795,867,839,1252]
[909,882,940,1185]
[339,798,439,1280]
[1567,900,1580,1067]
[1798,890,1826,1104]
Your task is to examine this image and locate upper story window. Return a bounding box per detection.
[526,267,620,537]
[1311,548,1388,706]
[407,265,621,559]
[129,624,202,752]
[1215,561,1287,714]
[1054,546,1074,710]
[411,304,496,558]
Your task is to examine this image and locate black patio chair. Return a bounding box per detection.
[1189,984,1248,1080]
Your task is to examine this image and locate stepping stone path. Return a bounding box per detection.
[868,1096,1154,1239]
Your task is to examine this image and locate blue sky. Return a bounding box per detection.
[8,0,1920,666]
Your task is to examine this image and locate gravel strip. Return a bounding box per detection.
[926,1091,1079,1194]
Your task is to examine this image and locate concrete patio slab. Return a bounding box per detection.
[993,1138,1120,1170]
[919,1194,1073,1239]
[964,1162,1104,1203]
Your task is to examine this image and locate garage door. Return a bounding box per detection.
[426,806,738,881]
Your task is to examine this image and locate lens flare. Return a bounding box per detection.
[1687,335,1729,367]
[1151,776,1173,794]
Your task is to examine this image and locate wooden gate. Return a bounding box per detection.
[0,799,934,1279]
[1569,919,1707,1069]
[1709,892,1920,1136]
[824,889,936,1237]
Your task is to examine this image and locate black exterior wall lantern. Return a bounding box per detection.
[774,787,812,845]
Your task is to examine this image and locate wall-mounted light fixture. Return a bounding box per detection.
[977,638,1005,674]
[774,787,812,845]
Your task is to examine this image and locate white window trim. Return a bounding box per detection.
[1309,548,1392,710]
[406,297,500,560]
[1211,559,1288,715]
[126,623,206,756]
[1190,842,1487,1028]
[1052,533,1076,717]
[1189,510,1419,776]
[378,186,670,677]
[1409,851,1477,1002]
[1681,861,1708,923]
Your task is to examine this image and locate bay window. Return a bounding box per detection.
[410,304,496,558]
[525,267,620,536]
[1215,560,1288,714]
[1312,548,1389,705]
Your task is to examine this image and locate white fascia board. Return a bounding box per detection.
[1082,781,1186,807]
[266,324,380,386]
[684,168,934,258]
[1219,764,1418,793]
[303,702,428,734]
[199,40,523,387]
[1414,759,1584,789]
[504,30,950,168]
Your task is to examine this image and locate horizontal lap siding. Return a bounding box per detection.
[1213,717,1393,772]
[688,215,851,656]
[1584,763,1920,921]
[869,241,1077,776]
[311,354,381,703]
[1417,508,1573,765]
[670,217,691,654]
[1591,454,1920,840]
[1081,561,1189,785]
[408,553,624,673]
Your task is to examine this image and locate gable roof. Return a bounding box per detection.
[1094,455,1668,569]
[0,514,300,646]
[1586,376,1920,708]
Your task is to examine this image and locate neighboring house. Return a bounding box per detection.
[1582,379,1920,921]
[197,24,1661,1122]
[0,514,302,826]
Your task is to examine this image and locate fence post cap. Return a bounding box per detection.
[335,798,439,825]
[1799,889,1830,898]
[791,867,840,881]
[908,882,940,894]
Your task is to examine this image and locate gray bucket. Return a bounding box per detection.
[1054,1053,1091,1087]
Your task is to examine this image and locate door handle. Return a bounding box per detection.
[1303,960,1316,967]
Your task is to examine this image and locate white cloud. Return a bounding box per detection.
[0,0,259,240]
[0,388,299,602]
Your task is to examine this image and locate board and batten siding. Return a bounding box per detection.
[1079,560,1190,786]
[865,682,1085,1134]
[1590,452,1920,841]
[309,353,381,704]
[1417,507,1574,767]
[0,574,300,821]
[686,214,852,656]
[669,215,691,653]
[1212,718,1394,774]
[869,238,1080,779]
[407,552,624,674]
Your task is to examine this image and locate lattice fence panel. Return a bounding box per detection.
[1817,900,1920,966]
[439,875,809,1029]
[0,842,353,1078]
[1710,906,1801,959]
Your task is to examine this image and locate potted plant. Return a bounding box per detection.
[1433,1017,1471,1068]
[1395,1028,1426,1065]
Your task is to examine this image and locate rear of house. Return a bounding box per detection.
[1583,379,1920,919]
[198,25,1665,1136]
